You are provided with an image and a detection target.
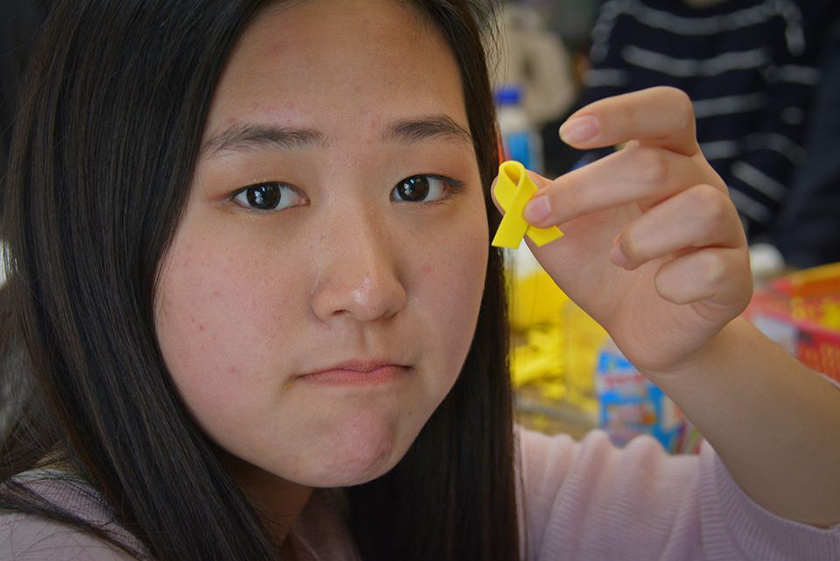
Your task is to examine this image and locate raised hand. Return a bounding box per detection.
[508,87,752,375]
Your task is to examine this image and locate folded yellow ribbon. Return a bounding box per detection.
[491,161,563,249]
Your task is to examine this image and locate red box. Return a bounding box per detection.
[745,263,840,383]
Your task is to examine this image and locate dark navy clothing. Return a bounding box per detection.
[771,23,840,267]
[581,0,836,242]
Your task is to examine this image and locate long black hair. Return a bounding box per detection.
[0,1,517,560]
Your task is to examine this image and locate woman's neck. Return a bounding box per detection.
[222,454,314,547]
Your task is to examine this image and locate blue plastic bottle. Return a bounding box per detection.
[495,85,543,174]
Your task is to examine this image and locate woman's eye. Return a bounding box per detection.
[232,183,307,212]
[391,175,461,203]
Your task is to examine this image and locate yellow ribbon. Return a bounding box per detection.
[491,161,563,249]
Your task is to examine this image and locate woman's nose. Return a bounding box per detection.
[309,211,407,324]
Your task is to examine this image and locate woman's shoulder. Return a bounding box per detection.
[0,512,138,560]
[0,469,146,560]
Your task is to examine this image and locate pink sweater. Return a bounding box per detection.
[1,429,839,560]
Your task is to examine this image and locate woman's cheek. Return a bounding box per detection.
[155,232,297,409]
[419,212,489,369]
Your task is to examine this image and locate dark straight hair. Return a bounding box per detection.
[0,1,518,560]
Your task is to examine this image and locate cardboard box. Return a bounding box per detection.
[745,263,840,382]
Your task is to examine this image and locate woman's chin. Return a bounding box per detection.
[295,412,422,487]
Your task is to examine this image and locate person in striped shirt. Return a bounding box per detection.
[578,0,838,242]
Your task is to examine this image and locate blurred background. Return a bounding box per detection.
[2,0,839,452]
[491,0,840,451]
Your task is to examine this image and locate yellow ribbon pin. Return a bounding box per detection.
[491,161,563,249]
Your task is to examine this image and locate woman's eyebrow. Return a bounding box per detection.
[383,115,473,145]
[199,114,471,159]
[199,123,325,158]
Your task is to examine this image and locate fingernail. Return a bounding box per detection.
[610,243,629,268]
[560,115,598,144]
[523,195,551,224]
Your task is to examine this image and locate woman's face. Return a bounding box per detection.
[155,0,489,488]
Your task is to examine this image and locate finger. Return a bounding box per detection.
[560,87,698,157]
[612,184,746,270]
[523,144,712,228]
[654,247,752,310]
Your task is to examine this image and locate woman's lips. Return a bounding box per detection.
[296,361,410,386]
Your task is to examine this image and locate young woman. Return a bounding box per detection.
[1,1,838,560]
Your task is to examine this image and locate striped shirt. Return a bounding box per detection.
[580,0,833,239]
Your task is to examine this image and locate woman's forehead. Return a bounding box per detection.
[203,0,468,143]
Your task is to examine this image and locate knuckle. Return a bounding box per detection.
[693,185,731,231]
[666,87,695,128]
[619,230,644,262]
[616,96,637,129]
[708,193,732,229]
[557,178,583,216]
[700,251,726,285]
